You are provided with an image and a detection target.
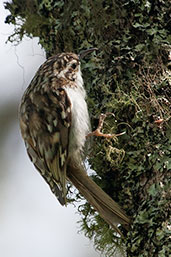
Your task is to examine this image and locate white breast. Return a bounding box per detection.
[65,68,91,162]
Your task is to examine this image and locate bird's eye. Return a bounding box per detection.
[71,63,77,69]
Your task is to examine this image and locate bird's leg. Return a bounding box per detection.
[87,112,125,138]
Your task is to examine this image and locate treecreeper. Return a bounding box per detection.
[19,48,130,235]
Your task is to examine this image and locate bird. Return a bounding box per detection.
[19,48,130,235]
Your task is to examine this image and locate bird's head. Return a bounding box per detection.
[47,48,97,83]
[53,53,80,82]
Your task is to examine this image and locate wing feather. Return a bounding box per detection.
[20,86,71,205]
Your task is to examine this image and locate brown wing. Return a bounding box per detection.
[19,86,71,205]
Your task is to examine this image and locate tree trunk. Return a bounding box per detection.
[5,0,170,256]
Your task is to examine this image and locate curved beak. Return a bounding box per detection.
[78,48,98,60]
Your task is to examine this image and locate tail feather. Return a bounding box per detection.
[67,164,130,235]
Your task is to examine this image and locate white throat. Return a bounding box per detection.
[65,68,91,162]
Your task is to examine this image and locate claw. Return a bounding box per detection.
[87,113,126,138]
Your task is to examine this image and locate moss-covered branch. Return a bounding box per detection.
[4,0,170,255]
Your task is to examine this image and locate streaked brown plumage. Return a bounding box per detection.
[19,50,130,234]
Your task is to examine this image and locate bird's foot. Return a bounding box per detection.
[86,113,126,138]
